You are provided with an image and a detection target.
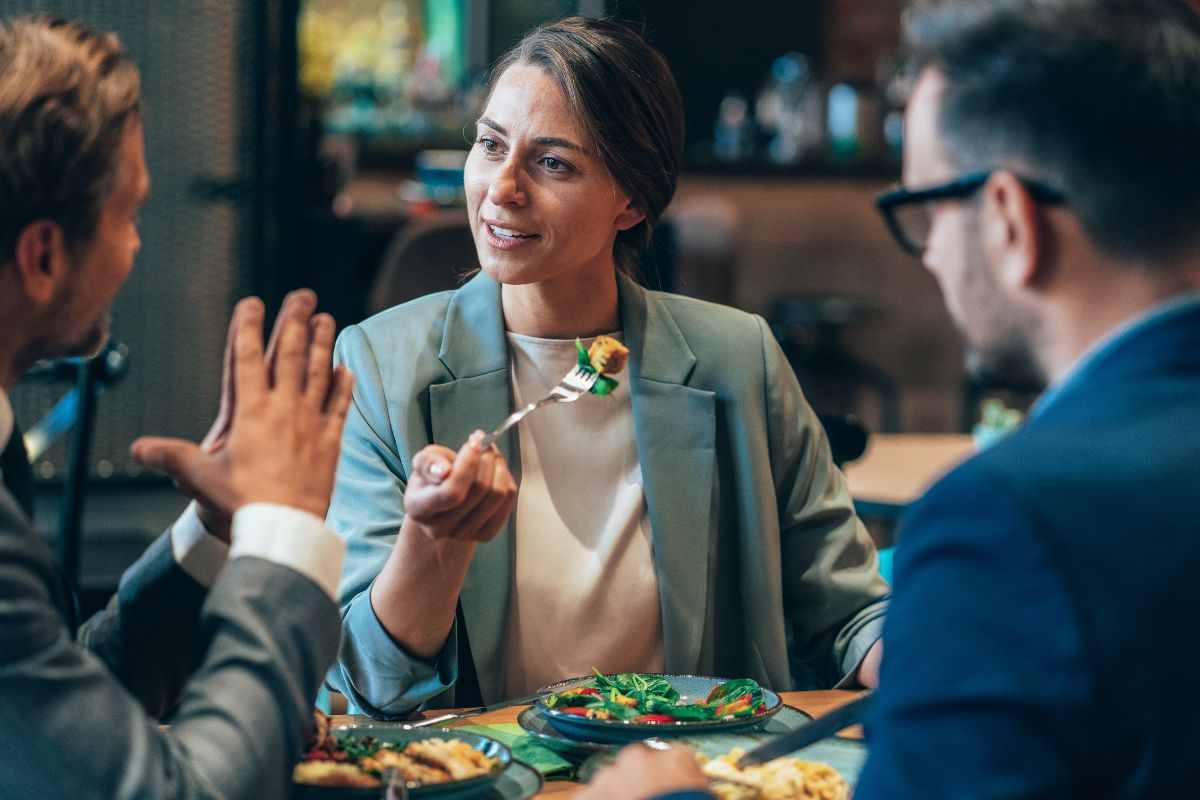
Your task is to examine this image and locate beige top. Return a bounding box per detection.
[501,332,664,697]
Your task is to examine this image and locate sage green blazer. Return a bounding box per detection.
[326,272,888,717]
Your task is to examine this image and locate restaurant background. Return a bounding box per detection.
[5,0,971,615]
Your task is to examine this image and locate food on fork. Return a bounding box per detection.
[700,747,850,800]
[576,335,630,396]
[587,336,629,375]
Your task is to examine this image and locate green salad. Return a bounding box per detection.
[543,670,769,724]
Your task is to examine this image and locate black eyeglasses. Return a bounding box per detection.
[875,170,1068,257]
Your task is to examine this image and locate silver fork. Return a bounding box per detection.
[479,365,599,448]
[383,770,408,800]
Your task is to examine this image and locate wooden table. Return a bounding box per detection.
[331,690,863,798]
[844,433,975,518]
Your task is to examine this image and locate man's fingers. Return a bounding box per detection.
[130,436,206,487]
[324,365,354,428]
[306,313,335,409]
[232,297,268,401]
[201,302,241,450]
[264,289,316,388]
[273,290,316,396]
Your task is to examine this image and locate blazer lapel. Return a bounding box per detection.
[619,275,716,676]
[429,273,516,704]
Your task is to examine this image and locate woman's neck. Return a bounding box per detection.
[501,268,621,339]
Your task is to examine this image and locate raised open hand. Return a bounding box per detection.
[131,291,354,528]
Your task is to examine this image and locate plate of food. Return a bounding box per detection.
[535,672,783,744]
[293,712,524,799]
[517,702,813,757]
[577,741,864,800]
[699,747,852,800]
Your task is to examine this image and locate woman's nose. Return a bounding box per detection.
[487,160,527,207]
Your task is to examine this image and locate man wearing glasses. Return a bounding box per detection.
[860,0,1200,796]
[581,0,1200,797]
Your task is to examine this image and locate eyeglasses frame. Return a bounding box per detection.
[875,170,1068,257]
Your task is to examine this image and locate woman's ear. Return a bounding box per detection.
[614,202,646,232]
[12,220,70,306]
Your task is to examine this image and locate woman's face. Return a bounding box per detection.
[464,63,644,287]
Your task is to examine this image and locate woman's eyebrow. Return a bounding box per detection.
[477,117,589,154]
[533,136,588,154]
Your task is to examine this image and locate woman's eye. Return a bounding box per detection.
[539,156,568,172]
[477,136,500,153]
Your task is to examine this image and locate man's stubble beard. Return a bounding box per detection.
[959,212,1048,391]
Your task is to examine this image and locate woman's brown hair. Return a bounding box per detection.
[487,17,684,272]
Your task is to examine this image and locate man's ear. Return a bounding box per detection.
[980,171,1043,291]
[614,201,646,232]
[11,220,69,305]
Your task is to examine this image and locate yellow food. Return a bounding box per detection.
[700,748,849,800]
[405,738,498,781]
[362,749,451,784]
[587,336,629,375]
[293,761,380,788]
[293,734,499,789]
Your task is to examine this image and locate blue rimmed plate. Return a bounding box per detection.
[518,702,813,758]
[293,725,525,799]
[534,674,783,745]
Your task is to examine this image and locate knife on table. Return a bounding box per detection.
[735,692,873,768]
[406,691,547,728]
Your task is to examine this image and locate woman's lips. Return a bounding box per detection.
[484,222,540,250]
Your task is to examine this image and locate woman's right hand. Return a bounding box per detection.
[371,431,518,659]
[403,430,518,542]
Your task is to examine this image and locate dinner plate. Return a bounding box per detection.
[293,724,517,799]
[518,703,814,757]
[535,674,783,744]
[576,735,869,790]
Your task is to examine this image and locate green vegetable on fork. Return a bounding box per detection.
[575,336,629,396]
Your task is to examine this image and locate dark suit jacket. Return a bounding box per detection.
[856,299,1200,798]
[0,482,341,798]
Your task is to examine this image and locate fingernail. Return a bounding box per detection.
[469,430,485,450]
[428,460,449,481]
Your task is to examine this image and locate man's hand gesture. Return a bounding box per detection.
[131,290,353,525]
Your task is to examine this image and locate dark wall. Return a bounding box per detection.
[610,0,824,156]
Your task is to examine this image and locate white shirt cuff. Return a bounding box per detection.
[170,501,230,588]
[228,502,346,601]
